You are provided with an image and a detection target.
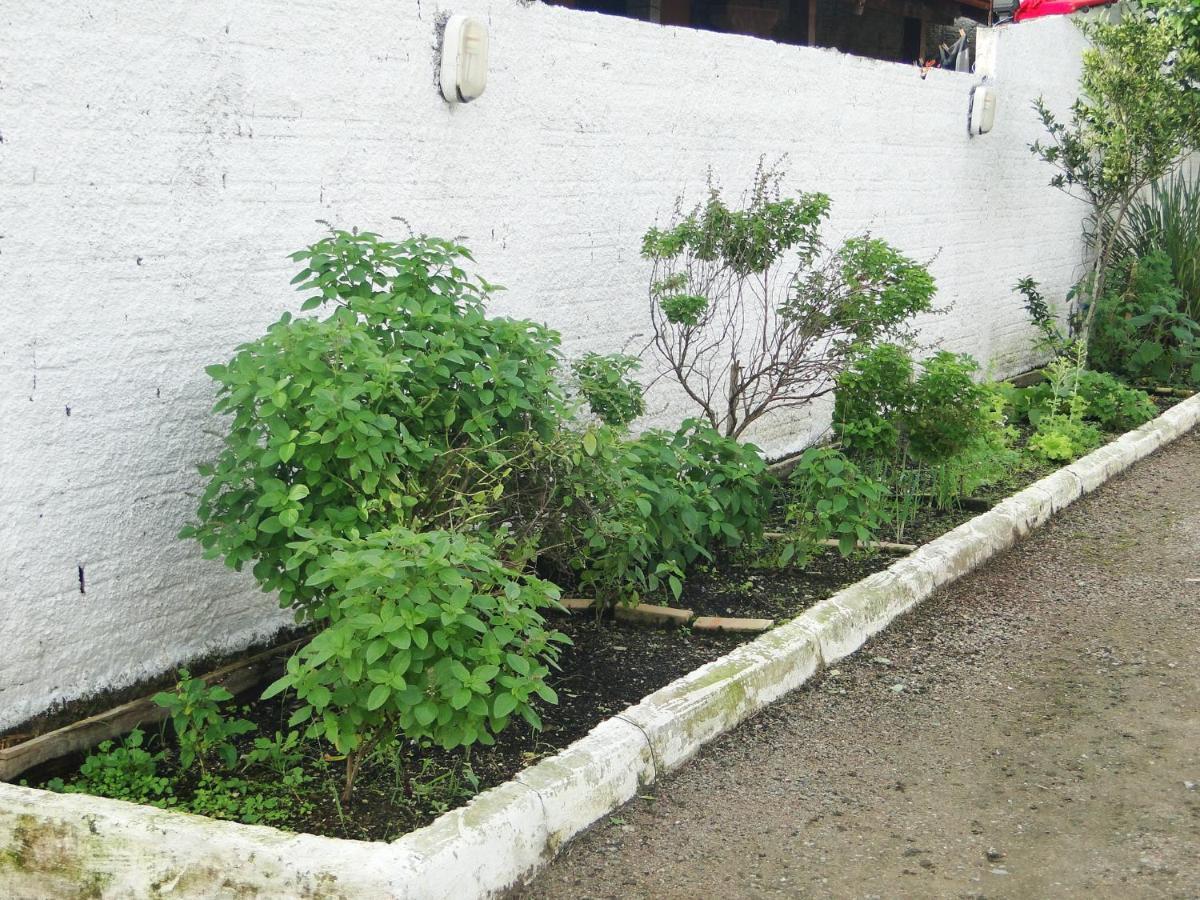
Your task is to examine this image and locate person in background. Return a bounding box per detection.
[939,27,971,72]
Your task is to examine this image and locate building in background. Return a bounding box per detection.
[547,0,987,65]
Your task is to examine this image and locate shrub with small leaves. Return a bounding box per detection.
[780,448,890,566]
[265,526,568,801]
[533,420,768,606]
[571,352,645,428]
[152,670,256,773]
[834,345,992,467]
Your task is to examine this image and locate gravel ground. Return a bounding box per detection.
[521,430,1200,900]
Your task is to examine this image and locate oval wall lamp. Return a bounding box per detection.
[440,15,489,103]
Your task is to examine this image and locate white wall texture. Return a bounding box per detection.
[0,2,1089,729]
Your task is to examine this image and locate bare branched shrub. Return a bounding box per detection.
[643,165,936,439]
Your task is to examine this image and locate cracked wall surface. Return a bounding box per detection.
[0,2,1088,728]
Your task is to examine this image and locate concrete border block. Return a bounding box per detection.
[618,625,823,773]
[397,780,548,899]
[514,717,655,857]
[0,781,418,898]
[819,571,920,657]
[2,394,1197,899]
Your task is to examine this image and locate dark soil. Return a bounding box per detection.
[17,399,1183,842]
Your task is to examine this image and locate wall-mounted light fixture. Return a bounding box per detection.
[969,84,997,136]
[440,15,489,104]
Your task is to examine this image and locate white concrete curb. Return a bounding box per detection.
[3,394,1197,899]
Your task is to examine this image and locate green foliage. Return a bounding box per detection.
[658,292,709,326]
[264,527,566,761]
[185,770,311,827]
[927,387,1022,508]
[1026,349,1103,463]
[243,729,307,778]
[645,163,934,438]
[641,174,830,274]
[779,448,890,566]
[1032,7,1200,206]
[1012,369,1158,433]
[1031,4,1200,339]
[824,237,937,342]
[1107,169,1200,322]
[834,346,992,467]
[834,346,1016,533]
[830,343,914,460]
[152,670,255,773]
[571,353,645,428]
[44,730,173,806]
[1089,251,1200,386]
[1074,371,1159,431]
[902,352,992,465]
[1015,276,1070,355]
[184,228,775,800]
[182,230,567,616]
[534,420,769,607]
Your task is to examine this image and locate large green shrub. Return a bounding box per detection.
[184,229,773,799]
[182,231,567,617]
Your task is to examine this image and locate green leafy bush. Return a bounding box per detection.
[571,353,645,428]
[152,670,255,773]
[1104,150,1200,322]
[1012,369,1158,433]
[1089,251,1200,387]
[831,343,914,461]
[780,448,890,565]
[1075,371,1159,431]
[833,346,1016,531]
[834,346,993,468]
[266,527,567,800]
[531,420,768,607]
[183,228,774,800]
[928,387,1022,507]
[182,230,567,616]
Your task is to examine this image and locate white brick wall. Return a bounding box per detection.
[0,2,1088,729]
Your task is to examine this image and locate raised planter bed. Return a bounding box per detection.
[2,394,1198,898]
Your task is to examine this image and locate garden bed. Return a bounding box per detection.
[6,411,1155,841]
[3,393,1198,899]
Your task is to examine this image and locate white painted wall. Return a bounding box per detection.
[0,2,1088,729]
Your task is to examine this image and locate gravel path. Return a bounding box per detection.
[522,430,1200,900]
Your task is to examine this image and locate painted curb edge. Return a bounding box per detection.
[2,394,1197,899]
